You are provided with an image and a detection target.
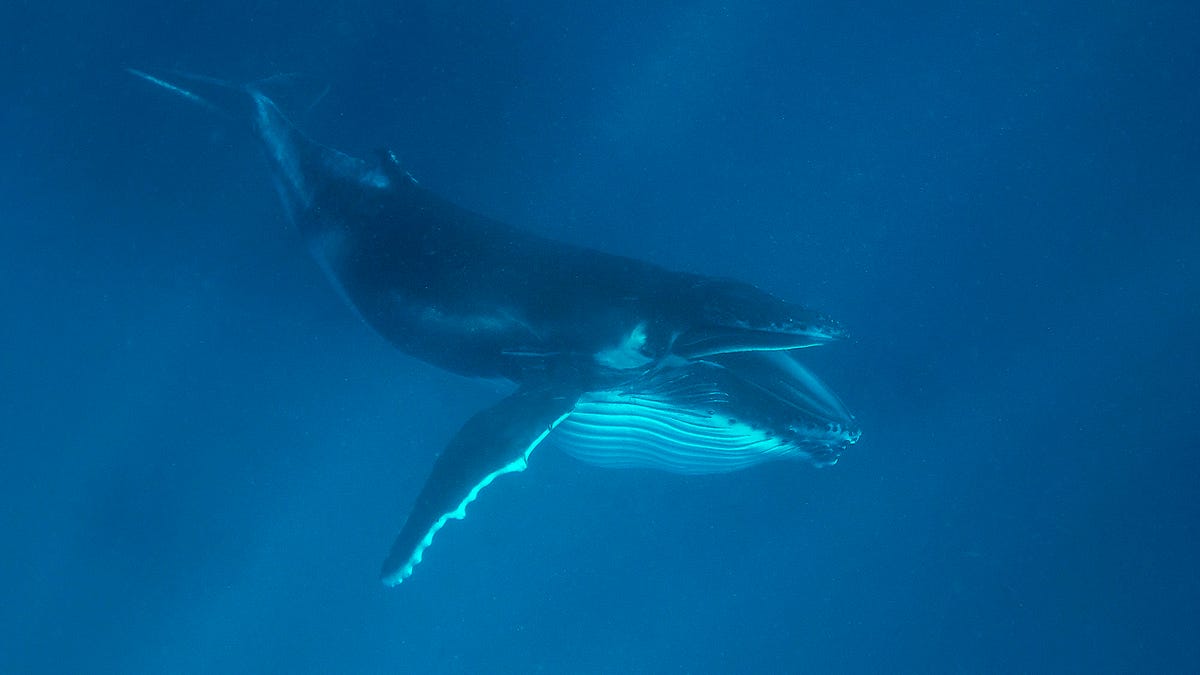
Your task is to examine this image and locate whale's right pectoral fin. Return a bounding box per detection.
[380,383,580,586]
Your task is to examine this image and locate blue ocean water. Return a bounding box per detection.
[1,0,1197,671]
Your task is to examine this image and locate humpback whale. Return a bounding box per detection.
[129,69,861,586]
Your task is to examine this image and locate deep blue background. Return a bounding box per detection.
[2,1,1198,672]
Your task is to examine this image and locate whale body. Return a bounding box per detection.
[129,69,861,586]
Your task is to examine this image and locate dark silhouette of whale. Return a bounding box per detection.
[129,69,861,586]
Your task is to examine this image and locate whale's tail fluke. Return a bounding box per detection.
[126,68,360,221]
[125,68,252,123]
[127,68,329,122]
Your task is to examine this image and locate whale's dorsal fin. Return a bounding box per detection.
[380,382,581,586]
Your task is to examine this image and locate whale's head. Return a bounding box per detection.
[553,350,860,474]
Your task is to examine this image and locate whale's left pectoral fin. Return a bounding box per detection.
[380,384,580,586]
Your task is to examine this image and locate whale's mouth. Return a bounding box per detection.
[665,277,849,359]
[552,352,859,474]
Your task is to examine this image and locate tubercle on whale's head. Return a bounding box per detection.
[800,312,850,342]
[754,309,849,344]
[689,277,848,344]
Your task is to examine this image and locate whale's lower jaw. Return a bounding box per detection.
[552,351,859,474]
[552,389,857,474]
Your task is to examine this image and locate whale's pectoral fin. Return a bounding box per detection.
[380,384,580,586]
